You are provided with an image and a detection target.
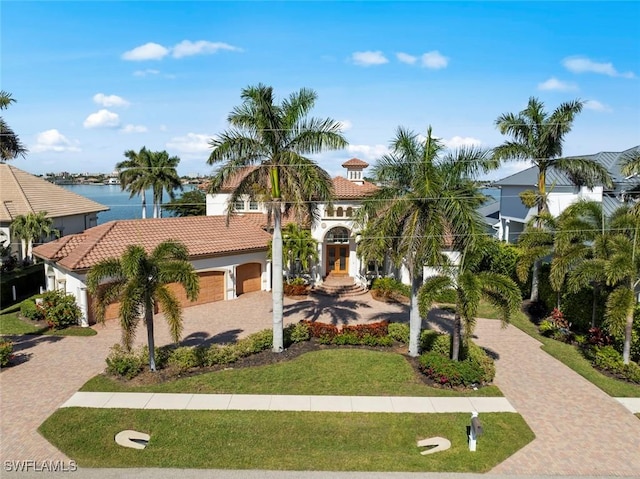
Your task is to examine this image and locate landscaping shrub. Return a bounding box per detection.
[235,329,273,356]
[371,277,410,298]
[105,344,144,379]
[341,321,388,338]
[284,322,310,345]
[0,340,14,367]
[20,299,45,322]
[465,342,496,383]
[418,351,487,387]
[302,321,339,342]
[284,278,309,296]
[40,290,82,329]
[387,323,409,343]
[592,346,640,384]
[205,344,240,366]
[419,329,442,352]
[168,346,205,371]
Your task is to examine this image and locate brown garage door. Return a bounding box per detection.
[88,271,225,323]
[167,270,225,306]
[236,263,262,295]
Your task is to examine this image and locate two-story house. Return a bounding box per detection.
[206,158,378,287]
[493,146,640,243]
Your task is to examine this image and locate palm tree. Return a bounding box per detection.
[86,240,199,371]
[494,97,613,301]
[11,211,59,261]
[207,84,347,352]
[282,223,318,277]
[357,127,497,357]
[419,239,522,360]
[0,91,27,162]
[562,203,640,364]
[149,150,183,218]
[117,147,153,219]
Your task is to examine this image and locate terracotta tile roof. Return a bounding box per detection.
[332,176,378,199]
[0,164,109,222]
[342,158,369,168]
[32,216,272,271]
[237,212,302,230]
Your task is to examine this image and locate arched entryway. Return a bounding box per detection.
[325,227,350,276]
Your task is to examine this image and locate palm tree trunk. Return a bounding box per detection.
[272,202,284,352]
[452,313,462,361]
[591,285,599,329]
[27,239,33,261]
[408,268,423,357]
[141,189,147,219]
[530,259,540,302]
[623,279,634,365]
[20,239,27,261]
[145,298,157,371]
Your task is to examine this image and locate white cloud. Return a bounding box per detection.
[562,56,635,78]
[338,120,353,131]
[396,52,417,65]
[443,136,482,149]
[584,100,612,112]
[93,93,130,108]
[120,124,148,133]
[83,109,120,129]
[421,51,448,69]
[31,129,81,153]
[166,133,211,154]
[122,42,170,61]
[346,144,389,161]
[351,51,388,66]
[172,40,242,58]
[537,77,578,91]
[133,69,160,77]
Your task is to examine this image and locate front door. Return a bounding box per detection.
[326,245,349,275]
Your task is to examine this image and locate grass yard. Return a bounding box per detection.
[477,301,640,398]
[0,303,96,336]
[81,348,502,397]
[39,408,533,472]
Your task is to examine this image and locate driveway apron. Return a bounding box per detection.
[474,318,640,476]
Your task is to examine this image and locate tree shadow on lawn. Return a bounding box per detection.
[284,295,374,326]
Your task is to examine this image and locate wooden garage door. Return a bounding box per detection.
[86,293,121,325]
[167,270,225,306]
[236,263,262,295]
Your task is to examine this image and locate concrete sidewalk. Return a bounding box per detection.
[615,397,640,413]
[61,392,517,413]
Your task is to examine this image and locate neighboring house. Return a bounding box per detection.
[32,216,273,325]
[206,158,378,287]
[0,164,109,255]
[493,146,640,243]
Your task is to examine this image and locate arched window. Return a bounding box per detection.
[326,206,334,217]
[326,227,350,244]
[346,207,353,217]
[337,207,344,217]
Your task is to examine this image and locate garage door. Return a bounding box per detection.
[167,270,225,306]
[236,263,262,295]
[86,292,121,325]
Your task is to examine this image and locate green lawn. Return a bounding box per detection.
[82,348,502,397]
[477,302,640,398]
[39,408,533,472]
[0,303,96,337]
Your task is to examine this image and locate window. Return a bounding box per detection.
[234,200,245,211]
[326,206,335,217]
[326,227,350,243]
[336,207,344,217]
[346,207,353,217]
[249,200,259,211]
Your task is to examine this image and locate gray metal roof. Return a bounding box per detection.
[493,146,640,190]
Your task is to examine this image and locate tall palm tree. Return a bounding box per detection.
[357,127,497,357]
[207,84,347,352]
[149,150,183,218]
[419,239,521,360]
[86,240,199,371]
[282,223,318,276]
[11,211,59,261]
[494,97,613,301]
[117,147,153,219]
[0,91,27,162]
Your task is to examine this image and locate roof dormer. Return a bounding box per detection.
[342,158,369,185]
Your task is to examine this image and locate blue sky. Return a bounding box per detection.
[2,1,639,179]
